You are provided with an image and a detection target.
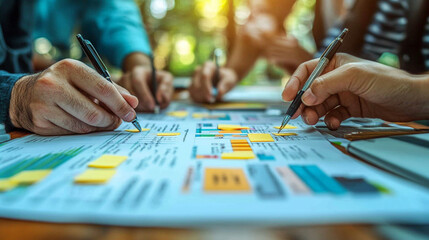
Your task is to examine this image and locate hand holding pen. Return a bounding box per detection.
[278,29,348,132]
[189,49,239,103]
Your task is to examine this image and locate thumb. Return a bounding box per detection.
[301,64,362,106]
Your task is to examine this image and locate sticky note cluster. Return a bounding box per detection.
[204,168,251,192]
[221,139,255,160]
[248,133,274,142]
[75,154,128,184]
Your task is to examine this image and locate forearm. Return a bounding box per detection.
[0,71,27,131]
[122,52,151,73]
[226,33,262,80]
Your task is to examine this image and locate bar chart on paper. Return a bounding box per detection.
[0,105,428,226]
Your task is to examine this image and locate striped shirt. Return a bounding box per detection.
[319,0,429,70]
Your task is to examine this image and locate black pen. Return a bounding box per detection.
[76,34,143,132]
[278,28,349,133]
[149,55,160,114]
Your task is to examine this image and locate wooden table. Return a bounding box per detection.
[1,118,428,239]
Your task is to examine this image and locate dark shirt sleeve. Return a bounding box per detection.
[0,70,25,131]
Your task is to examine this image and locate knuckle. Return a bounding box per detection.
[95,80,114,97]
[56,58,79,70]
[84,110,103,126]
[116,101,131,116]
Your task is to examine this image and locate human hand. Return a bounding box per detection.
[189,62,239,103]
[9,59,139,135]
[282,53,429,129]
[118,66,173,112]
[264,35,313,73]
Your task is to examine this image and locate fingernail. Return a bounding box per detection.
[302,89,317,105]
[124,111,135,122]
[304,115,310,124]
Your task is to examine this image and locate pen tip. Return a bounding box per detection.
[132,119,142,132]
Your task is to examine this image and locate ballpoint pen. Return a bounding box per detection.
[76,34,143,132]
[211,48,222,103]
[149,54,160,114]
[278,28,349,133]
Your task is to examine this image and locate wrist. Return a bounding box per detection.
[122,52,151,73]
[9,74,37,129]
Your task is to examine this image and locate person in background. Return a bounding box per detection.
[189,0,347,103]
[33,0,173,112]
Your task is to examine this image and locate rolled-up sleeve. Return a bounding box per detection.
[0,71,25,130]
[81,0,152,68]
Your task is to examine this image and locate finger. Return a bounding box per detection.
[156,72,173,109]
[302,95,340,125]
[44,106,98,134]
[325,106,352,130]
[34,120,74,136]
[130,68,156,112]
[114,82,139,109]
[66,60,137,122]
[190,66,206,103]
[201,62,216,102]
[281,59,319,101]
[55,85,118,128]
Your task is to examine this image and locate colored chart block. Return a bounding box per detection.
[74,169,116,184]
[231,143,250,147]
[233,147,253,151]
[276,167,310,194]
[88,155,128,168]
[273,133,298,136]
[204,168,251,192]
[334,177,379,194]
[290,165,326,193]
[274,125,297,129]
[10,170,52,184]
[0,179,17,192]
[247,164,284,199]
[221,151,255,160]
[248,133,274,142]
[305,165,347,194]
[167,111,188,118]
[219,130,242,134]
[125,128,150,133]
[256,153,275,161]
[230,139,248,144]
[157,132,181,136]
[218,124,249,130]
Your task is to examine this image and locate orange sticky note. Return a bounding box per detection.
[221,151,255,159]
[219,130,242,134]
[88,155,127,168]
[218,124,249,130]
[204,168,251,192]
[230,139,248,144]
[248,133,274,142]
[232,147,253,151]
[74,169,116,184]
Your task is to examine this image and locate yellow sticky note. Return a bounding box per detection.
[125,128,150,133]
[192,113,209,118]
[218,124,249,130]
[204,168,251,192]
[0,179,17,192]
[167,111,188,118]
[74,169,116,184]
[88,155,127,168]
[9,170,52,184]
[157,132,181,136]
[273,133,298,136]
[221,151,255,159]
[274,125,297,129]
[248,133,275,142]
